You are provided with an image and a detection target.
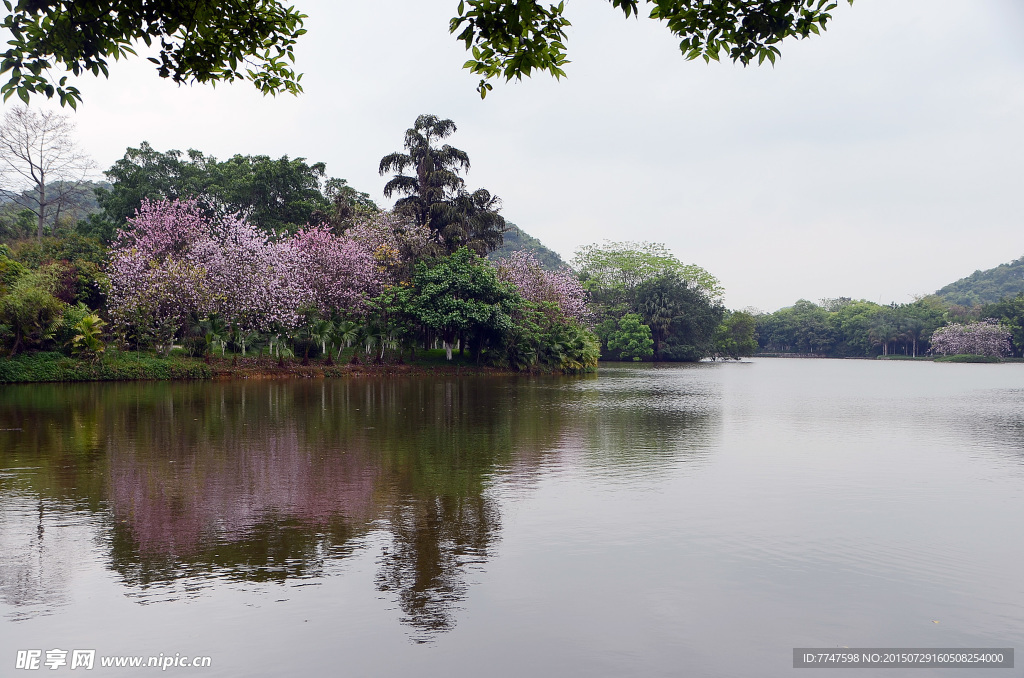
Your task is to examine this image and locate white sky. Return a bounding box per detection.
[6,0,1024,311]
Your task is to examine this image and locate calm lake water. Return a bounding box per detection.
[1,359,1022,677]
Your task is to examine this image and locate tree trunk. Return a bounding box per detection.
[36,181,46,239]
[9,329,21,357]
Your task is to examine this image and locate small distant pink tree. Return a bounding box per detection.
[495,250,589,323]
[929,320,1011,357]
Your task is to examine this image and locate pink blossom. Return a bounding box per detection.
[929,320,1011,357]
[495,250,590,323]
[291,224,385,315]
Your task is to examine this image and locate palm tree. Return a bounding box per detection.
[379,115,469,230]
[379,115,505,254]
[307,318,334,364]
[436,188,506,256]
[333,320,360,360]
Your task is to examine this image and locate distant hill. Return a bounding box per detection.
[936,256,1024,306]
[488,222,567,271]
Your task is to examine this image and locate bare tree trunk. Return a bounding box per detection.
[36,181,45,239]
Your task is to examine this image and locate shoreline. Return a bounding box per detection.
[0,351,531,384]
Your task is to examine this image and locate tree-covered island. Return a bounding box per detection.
[2,108,1023,383]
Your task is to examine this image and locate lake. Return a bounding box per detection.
[1,359,1022,676]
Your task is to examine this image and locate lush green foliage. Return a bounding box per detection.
[574,240,722,301]
[69,311,106,361]
[606,313,653,361]
[0,350,213,382]
[936,256,1024,307]
[712,310,757,360]
[380,115,505,255]
[96,142,375,237]
[4,1,850,105]
[756,297,946,358]
[981,293,1024,357]
[933,354,1002,364]
[578,242,724,362]
[0,266,67,355]
[403,247,518,362]
[501,301,599,372]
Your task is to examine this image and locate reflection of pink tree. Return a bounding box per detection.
[929,320,1011,357]
[106,424,381,557]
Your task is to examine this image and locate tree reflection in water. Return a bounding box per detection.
[0,371,717,639]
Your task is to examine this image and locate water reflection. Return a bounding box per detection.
[0,373,717,640]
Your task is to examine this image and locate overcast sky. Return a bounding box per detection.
[8,0,1023,311]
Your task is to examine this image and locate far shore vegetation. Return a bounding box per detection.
[3,109,1024,383]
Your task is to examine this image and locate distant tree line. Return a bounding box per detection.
[754,295,1024,358]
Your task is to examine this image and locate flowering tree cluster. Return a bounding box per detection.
[345,212,438,280]
[929,320,1011,358]
[495,250,588,323]
[291,224,383,315]
[107,199,388,352]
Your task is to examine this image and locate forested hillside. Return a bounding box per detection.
[936,256,1024,306]
[488,223,566,271]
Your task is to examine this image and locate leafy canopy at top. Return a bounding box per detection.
[3,0,850,105]
[455,0,850,97]
[572,240,723,301]
[1,0,307,108]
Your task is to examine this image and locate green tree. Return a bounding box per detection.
[712,310,757,360]
[97,143,368,235]
[0,268,67,355]
[455,0,852,97]
[982,293,1024,357]
[634,271,701,360]
[406,247,519,362]
[573,241,722,302]
[69,311,106,362]
[607,313,653,361]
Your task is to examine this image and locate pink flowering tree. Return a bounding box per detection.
[929,320,1011,357]
[201,216,308,347]
[345,211,438,282]
[107,199,217,353]
[112,198,209,260]
[495,250,589,323]
[291,224,385,316]
[108,199,310,354]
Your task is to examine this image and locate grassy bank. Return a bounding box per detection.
[0,349,526,384]
[933,354,1003,363]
